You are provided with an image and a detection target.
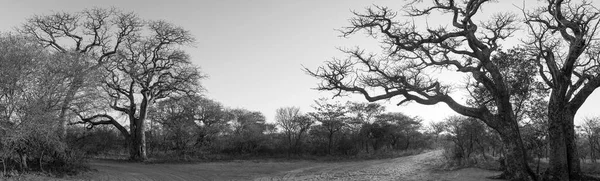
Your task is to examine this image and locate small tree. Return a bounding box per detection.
[275,107,313,155]
[149,95,227,154]
[309,99,347,155]
[580,117,600,163]
[226,109,269,154]
[373,112,422,150]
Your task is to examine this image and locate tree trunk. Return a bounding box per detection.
[497,124,537,181]
[328,132,333,155]
[547,107,581,180]
[287,132,293,157]
[57,76,83,140]
[128,119,148,161]
[19,153,27,171]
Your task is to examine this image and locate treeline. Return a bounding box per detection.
[68,96,433,160]
[433,115,600,174]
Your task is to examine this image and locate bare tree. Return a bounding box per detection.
[275,107,314,155]
[20,8,143,139]
[306,1,537,180]
[74,20,202,161]
[581,117,600,164]
[523,0,600,180]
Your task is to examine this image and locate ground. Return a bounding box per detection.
[14,150,503,181]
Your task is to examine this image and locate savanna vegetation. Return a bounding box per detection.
[1,0,600,181]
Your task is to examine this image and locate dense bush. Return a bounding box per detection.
[1,123,88,176]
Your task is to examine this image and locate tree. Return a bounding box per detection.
[74,20,202,161]
[580,117,600,163]
[306,1,536,180]
[20,8,143,139]
[347,102,385,153]
[226,108,270,154]
[441,116,498,164]
[0,34,75,171]
[275,107,314,155]
[523,0,600,179]
[309,99,347,155]
[373,112,422,150]
[149,95,227,153]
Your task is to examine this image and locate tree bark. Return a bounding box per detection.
[547,106,580,181]
[497,123,537,181]
[128,120,148,161]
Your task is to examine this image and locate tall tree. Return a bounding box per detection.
[74,20,202,161]
[523,0,600,180]
[20,8,143,139]
[306,1,537,180]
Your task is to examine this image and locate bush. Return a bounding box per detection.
[1,123,89,177]
[66,126,126,157]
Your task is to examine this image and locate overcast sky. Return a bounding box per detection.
[1,0,598,124]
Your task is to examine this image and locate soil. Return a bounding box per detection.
[23,150,504,181]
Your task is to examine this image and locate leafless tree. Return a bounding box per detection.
[20,8,143,139]
[275,107,313,155]
[73,20,203,161]
[580,117,600,164]
[306,1,537,180]
[523,0,600,180]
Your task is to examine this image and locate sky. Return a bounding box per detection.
[1,0,598,125]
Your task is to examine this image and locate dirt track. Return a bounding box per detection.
[71,150,501,181]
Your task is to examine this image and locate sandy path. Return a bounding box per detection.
[71,150,501,181]
[256,150,500,181]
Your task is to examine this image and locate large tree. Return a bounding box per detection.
[20,8,143,139]
[523,0,600,180]
[307,1,537,180]
[74,20,202,161]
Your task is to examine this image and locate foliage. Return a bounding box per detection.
[0,33,87,176]
[148,95,228,156]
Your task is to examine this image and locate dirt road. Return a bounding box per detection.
[71,150,501,181]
